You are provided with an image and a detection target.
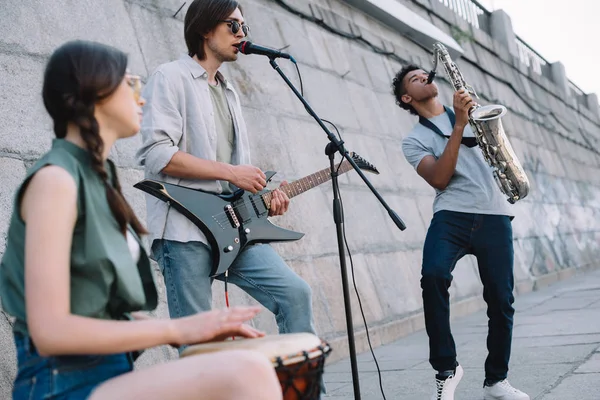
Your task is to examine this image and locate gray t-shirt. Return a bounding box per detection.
[402,109,513,217]
[209,79,235,194]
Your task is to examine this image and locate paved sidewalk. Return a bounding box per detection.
[323,269,600,399]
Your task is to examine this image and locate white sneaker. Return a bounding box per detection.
[431,364,464,400]
[483,379,530,400]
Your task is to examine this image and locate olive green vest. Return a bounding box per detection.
[0,139,158,335]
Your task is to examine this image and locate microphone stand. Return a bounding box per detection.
[265,56,407,400]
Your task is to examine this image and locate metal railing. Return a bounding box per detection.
[569,81,588,107]
[437,0,490,30]
[569,81,585,97]
[434,0,589,106]
[515,35,549,77]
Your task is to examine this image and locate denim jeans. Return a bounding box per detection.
[421,210,515,383]
[153,240,325,396]
[152,240,317,337]
[12,332,132,400]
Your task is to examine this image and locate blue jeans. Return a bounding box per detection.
[152,240,317,337]
[421,210,515,383]
[153,240,325,396]
[12,332,132,400]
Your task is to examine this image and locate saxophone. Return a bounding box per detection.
[428,42,530,204]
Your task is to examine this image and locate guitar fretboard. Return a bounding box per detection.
[261,159,354,208]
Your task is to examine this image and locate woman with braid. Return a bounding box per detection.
[0,40,282,400]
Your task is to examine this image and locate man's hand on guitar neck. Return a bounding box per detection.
[269,181,290,216]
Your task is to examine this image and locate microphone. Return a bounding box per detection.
[236,41,293,61]
[427,70,436,84]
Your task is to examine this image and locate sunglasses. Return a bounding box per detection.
[127,74,143,103]
[220,19,250,36]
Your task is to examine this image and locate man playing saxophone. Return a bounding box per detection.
[392,65,529,400]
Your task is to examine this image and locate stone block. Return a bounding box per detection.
[0,53,54,158]
[128,0,191,21]
[0,310,15,400]
[0,158,27,254]
[303,22,350,75]
[115,167,147,225]
[362,250,424,318]
[1,0,146,75]
[290,65,361,131]
[111,133,144,169]
[242,109,293,176]
[124,2,188,75]
[226,53,310,117]
[549,61,569,96]
[429,0,458,27]
[345,80,387,135]
[489,9,518,58]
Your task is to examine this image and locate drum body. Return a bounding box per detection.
[181,333,332,400]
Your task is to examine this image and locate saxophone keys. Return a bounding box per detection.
[465,84,479,99]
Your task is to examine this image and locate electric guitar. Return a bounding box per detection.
[134,152,378,277]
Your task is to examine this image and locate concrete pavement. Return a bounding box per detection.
[322,269,600,399]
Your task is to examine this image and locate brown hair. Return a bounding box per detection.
[42,40,147,236]
[184,0,242,59]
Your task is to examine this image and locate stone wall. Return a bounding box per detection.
[1,0,599,395]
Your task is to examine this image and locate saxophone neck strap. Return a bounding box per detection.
[418,106,477,148]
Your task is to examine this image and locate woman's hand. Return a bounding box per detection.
[169,306,265,347]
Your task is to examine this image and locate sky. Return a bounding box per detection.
[478,0,599,98]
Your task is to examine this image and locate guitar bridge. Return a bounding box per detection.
[225,204,240,228]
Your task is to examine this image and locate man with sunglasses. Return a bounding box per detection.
[392,65,529,400]
[136,0,319,361]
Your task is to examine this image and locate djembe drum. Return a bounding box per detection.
[181,333,332,400]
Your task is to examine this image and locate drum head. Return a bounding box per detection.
[181,333,325,365]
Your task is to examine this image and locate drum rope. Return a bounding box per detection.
[224,270,235,341]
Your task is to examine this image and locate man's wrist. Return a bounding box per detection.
[221,163,235,183]
[453,123,467,135]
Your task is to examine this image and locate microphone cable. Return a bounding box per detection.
[294,59,389,399]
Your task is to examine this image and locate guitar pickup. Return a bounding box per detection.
[250,195,268,217]
[225,204,241,228]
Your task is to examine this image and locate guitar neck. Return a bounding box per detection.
[261,158,354,207]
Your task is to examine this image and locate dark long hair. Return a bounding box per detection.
[42,40,147,236]
[184,0,242,59]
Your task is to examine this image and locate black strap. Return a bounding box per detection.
[419,106,477,148]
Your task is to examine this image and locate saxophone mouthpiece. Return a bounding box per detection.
[427,71,436,84]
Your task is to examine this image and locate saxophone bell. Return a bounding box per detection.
[470,104,507,121]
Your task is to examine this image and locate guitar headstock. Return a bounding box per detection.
[350,152,379,174]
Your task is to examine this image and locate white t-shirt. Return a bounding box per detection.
[126,230,141,263]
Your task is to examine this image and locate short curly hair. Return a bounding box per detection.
[392,64,421,116]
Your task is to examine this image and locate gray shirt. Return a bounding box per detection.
[209,79,235,194]
[136,55,251,248]
[401,108,513,217]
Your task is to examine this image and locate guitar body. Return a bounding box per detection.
[135,152,379,277]
[134,171,304,277]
